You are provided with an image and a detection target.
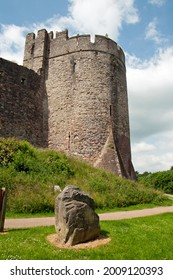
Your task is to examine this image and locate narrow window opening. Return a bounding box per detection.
[110,105,112,116]
[0,70,4,77]
[68,132,71,149]
[21,78,26,85]
[31,44,35,55]
[73,62,76,73]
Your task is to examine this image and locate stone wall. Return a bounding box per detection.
[0,29,136,179]
[23,29,136,179]
[0,58,47,147]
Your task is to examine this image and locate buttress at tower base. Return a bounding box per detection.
[0,29,136,180]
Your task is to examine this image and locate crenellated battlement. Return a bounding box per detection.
[1,28,136,179]
[23,29,125,71]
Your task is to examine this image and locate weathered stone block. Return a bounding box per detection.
[55,186,100,246]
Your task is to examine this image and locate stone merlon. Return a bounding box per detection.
[0,29,136,180]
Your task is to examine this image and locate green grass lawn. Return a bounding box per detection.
[1,213,173,260]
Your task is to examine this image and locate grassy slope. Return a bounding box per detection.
[0,138,171,213]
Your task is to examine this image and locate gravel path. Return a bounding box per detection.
[4,206,173,229]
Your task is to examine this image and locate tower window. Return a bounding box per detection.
[0,70,4,77]
[73,62,76,73]
[110,105,112,116]
[31,44,35,55]
[68,132,71,150]
[20,77,27,85]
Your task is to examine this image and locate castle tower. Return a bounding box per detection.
[23,29,136,180]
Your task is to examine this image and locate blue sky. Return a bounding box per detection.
[0,0,173,172]
[0,1,68,25]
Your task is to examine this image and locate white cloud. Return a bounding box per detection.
[67,0,139,39]
[132,134,173,173]
[35,0,139,40]
[0,24,29,64]
[148,0,166,7]
[132,151,173,173]
[127,47,173,172]
[0,0,139,64]
[127,47,173,140]
[132,142,156,153]
[145,18,167,45]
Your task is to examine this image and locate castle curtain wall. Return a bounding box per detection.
[0,58,47,147]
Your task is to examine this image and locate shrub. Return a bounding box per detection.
[43,150,74,176]
[0,138,19,166]
[0,138,37,171]
[139,170,173,194]
[8,185,55,213]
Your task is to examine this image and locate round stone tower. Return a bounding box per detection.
[23,29,136,180]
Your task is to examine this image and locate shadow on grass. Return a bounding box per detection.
[100,229,110,237]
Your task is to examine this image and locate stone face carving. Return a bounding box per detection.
[55,186,100,246]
